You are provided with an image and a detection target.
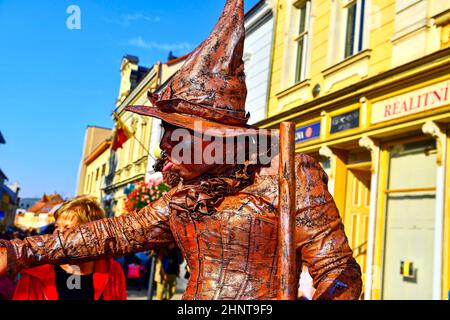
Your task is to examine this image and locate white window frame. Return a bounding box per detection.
[293,0,311,83]
[343,0,366,59]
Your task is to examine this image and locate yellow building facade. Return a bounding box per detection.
[261,0,450,299]
[76,126,113,197]
[99,57,158,216]
[83,138,112,203]
[103,55,187,217]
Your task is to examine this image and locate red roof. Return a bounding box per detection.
[27,193,64,214]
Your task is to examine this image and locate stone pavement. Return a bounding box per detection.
[126,274,187,300]
[126,289,183,300]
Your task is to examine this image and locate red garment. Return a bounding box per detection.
[13,259,126,300]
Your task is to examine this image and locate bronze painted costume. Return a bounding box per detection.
[0,154,361,300]
[0,0,362,300]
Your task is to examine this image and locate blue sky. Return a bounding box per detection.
[0,0,260,198]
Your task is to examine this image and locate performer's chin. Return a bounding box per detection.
[154,157,180,187]
[163,171,181,187]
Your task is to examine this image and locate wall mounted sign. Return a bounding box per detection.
[330,109,360,134]
[372,80,450,124]
[0,211,4,221]
[295,122,321,144]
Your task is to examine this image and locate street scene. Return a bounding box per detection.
[1,0,450,301]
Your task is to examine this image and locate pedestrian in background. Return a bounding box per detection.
[0,230,18,299]
[135,251,151,289]
[155,245,183,300]
[13,196,127,300]
[126,257,146,291]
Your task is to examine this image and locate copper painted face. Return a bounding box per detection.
[159,123,220,186]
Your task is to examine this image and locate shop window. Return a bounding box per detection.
[88,173,93,193]
[294,0,311,83]
[91,172,95,192]
[322,158,331,170]
[85,174,91,193]
[344,0,366,59]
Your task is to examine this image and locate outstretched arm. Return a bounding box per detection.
[0,191,175,279]
[295,154,362,300]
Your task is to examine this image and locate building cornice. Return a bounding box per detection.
[245,2,273,36]
[276,78,311,99]
[256,46,450,128]
[84,139,112,165]
[245,0,268,19]
[321,49,372,78]
[115,66,159,116]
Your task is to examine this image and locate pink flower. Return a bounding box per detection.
[148,172,163,186]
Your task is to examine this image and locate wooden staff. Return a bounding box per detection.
[277,122,298,300]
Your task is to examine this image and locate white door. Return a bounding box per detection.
[382,139,437,300]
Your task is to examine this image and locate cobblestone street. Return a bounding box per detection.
[126,275,187,300]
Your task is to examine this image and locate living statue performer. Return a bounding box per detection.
[0,0,362,300]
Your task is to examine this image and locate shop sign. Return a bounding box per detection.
[372,80,450,124]
[295,122,321,144]
[0,211,4,221]
[330,109,360,134]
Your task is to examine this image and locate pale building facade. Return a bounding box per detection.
[243,0,276,124]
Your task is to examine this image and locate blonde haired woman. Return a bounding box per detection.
[13,196,127,300]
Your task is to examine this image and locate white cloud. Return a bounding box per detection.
[128,36,192,52]
[103,13,161,27]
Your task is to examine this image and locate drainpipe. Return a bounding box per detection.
[263,0,277,120]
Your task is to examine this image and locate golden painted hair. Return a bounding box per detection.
[54,196,105,224]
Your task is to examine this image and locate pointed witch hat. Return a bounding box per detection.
[125,0,273,137]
